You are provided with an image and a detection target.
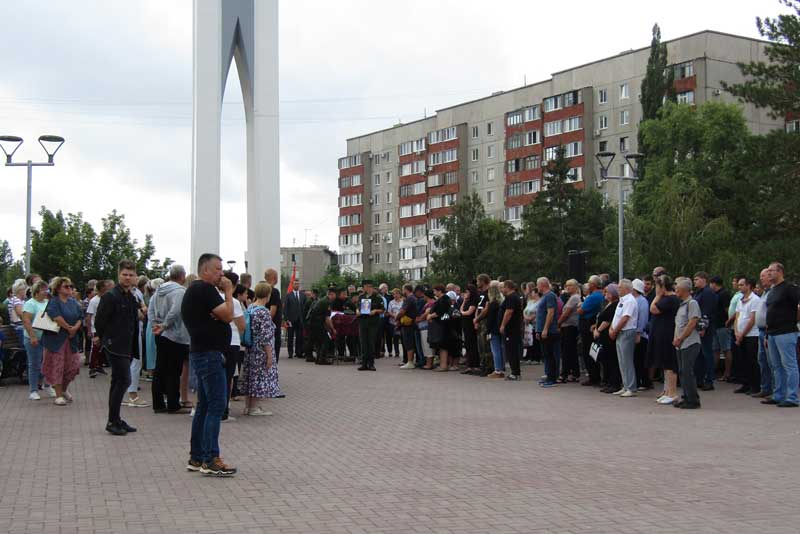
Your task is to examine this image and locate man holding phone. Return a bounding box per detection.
[181,253,236,476]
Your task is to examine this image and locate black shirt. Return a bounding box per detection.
[766,281,800,336]
[486,300,501,334]
[713,288,732,328]
[268,287,282,325]
[500,292,523,336]
[476,290,488,316]
[181,280,231,353]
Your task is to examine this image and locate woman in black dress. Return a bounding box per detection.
[594,284,621,393]
[648,275,681,404]
[428,285,458,372]
[460,284,480,374]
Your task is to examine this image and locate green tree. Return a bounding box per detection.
[0,240,25,291]
[721,0,800,117]
[429,193,518,284]
[312,264,360,294]
[640,23,675,122]
[519,147,615,281]
[30,207,71,282]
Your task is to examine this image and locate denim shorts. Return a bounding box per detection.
[712,327,732,352]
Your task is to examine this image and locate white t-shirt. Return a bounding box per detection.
[612,293,638,331]
[230,298,244,346]
[735,293,760,338]
[86,295,101,334]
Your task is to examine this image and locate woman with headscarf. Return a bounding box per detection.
[594,284,622,394]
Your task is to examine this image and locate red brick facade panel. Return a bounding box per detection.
[428,207,453,219]
[674,75,697,93]
[543,103,584,122]
[399,174,426,186]
[506,168,543,184]
[506,144,543,161]
[338,205,363,217]
[399,154,426,165]
[399,215,427,227]
[427,183,459,196]
[339,224,363,235]
[339,185,364,196]
[399,193,427,206]
[339,165,364,178]
[505,195,536,208]
[427,138,460,152]
[429,161,459,174]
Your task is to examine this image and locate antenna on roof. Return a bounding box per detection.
[524,74,527,86]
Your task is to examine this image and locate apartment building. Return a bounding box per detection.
[337,30,785,281]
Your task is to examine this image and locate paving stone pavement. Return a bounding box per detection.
[1,353,800,534]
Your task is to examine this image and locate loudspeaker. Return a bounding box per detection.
[567,250,587,283]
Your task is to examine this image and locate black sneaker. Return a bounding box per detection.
[368,366,377,371]
[105,422,127,436]
[700,383,715,391]
[357,366,369,371]
[118,420,137,433]
[733,386,751,394]
[505,374,520,381]
[186,458,203,472]
[96,367,108,375]
[201,457,237,477]
[761,398,779,405]
[777,401,799,408]
[89,370,97,378]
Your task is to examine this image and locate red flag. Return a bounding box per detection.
[286,263,297,293]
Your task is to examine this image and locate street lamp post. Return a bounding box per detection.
[0,135,65,275]
[595,151,643,280]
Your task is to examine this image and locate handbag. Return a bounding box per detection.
[33,308,60,333]
[427,320,445,345]
[589,342,602,361]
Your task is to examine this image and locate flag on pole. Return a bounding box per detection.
[286,262,297,293]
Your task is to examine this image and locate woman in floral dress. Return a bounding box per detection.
[241,282,281,416]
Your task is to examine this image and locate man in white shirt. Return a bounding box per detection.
[222,272,245,422]
[753,268,773,398]
[609,279,639,397]
[733,277,761,395]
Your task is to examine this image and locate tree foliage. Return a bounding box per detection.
[721,0,800,117]
[640,23,675,122]
[0,240,25,292]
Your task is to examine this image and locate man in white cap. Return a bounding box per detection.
[632,279,652,390]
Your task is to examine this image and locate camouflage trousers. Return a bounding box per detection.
[477,321,493,373]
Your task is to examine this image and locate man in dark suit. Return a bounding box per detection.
[284,279,306,359]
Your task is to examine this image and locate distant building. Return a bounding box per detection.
[280,246,337,288]
[336,30,785,281]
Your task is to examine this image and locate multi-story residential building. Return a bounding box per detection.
[337,30,785,280]
[279,246,337,288]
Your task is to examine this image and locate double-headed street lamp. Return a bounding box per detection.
[595,151,643,280]
[0,135,66,275]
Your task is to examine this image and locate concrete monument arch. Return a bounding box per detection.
[191,0,279,275]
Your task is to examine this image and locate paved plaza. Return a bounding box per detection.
[1,354,799,534]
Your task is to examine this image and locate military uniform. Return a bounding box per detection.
[475,290,494,374]
[357,290,385,370]
[308,296,333,364]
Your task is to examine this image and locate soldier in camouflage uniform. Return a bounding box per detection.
[356,280,385,371]
[473,274,494,375]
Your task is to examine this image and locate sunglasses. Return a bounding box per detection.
[62,284,73,289]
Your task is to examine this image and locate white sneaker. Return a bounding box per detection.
[45,387,57,398]
[54,397,67,406]
[29,391,41,401]
[64,391,74,403]
[620,390,637,398]
[658,396,674,404]
[248,407,272,416]
[222,415,237,422]
[612,388,626,395]
[655,395,665,403]
[400,362,415,369]
[190,407,195,417]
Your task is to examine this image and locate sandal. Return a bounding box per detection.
[181,401,194,409]
[433,367,449,372]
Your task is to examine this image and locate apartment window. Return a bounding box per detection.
[598,115,608,130]
[429,126,457,144]
[524,130,539,145]
[487,167,495,181]
[400,247,413,260]
[505,206,523,221]
[399,141,413,156]
[507,159,522,173]
[413,202,426,216]
[564,116,582,132]
[429,149,457,166]
[525,155,540,170]
[787,120,800,133]
[621,162,631,178]
[619,83,630,100]
[383,151,391,162]
[507,111,523,127]
[400,182,424,197]
[487,122,494,135]
[414,138,426,152]
[471,170,479,184]
[352,253,362,264]
[523,179,541,194]
[339,254,349,265]
[524,105,541,122]
[619,137,630,153]
[445,171,457,185]
[507,182,522,197]
[385,231,393,244]
[471,148,479,161]
[386,211,392,224]
[486,190,495,204]
[351,213,361,225]
[564,141,582,158]
[339,195,350,208]
[400,226,412,239]
[372,193,379,207]
[352,233,361,245]
[472,125,479,139]
[413,245,427,259]
[544,95,562,112]
[427,174,441,188]
[373,154,380,165]
[507,135,522,149]
[566,167,583,182]
[429,196,442,210]
[373,213,380,225]
[599,141,608,152]
[677,91,695,105]
[487,145,496,158]
[385,171,392,183]
[386,192,392,203]
[400,205,412,218]
[338,215,349,227]
[386,252,392,264]
[372,233,381,246]
[598,88,608,104]
[544,120,562,137]
[351,175,361,186]
[373,174,380,186]
[563,90,581,107]
[619,110,630,126]
[674,61,694,79]
[543,146,559,161]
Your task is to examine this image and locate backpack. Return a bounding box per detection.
[241,305,266,348]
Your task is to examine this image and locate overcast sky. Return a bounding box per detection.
[0,0,772,273]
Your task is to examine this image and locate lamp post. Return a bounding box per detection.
[0,135,65,275]
[595,151,642,280]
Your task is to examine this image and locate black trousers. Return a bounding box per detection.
[287,324,304,358]
[739,336,761,392]
[560,326,580,378]
[541,334,560,382]
[580,322,600,383]
[274,331,282,362]
[601,342,621,389]
[634,336,652,388]
[107,352,131,424]
[504,333,522,377]
[463,320,480,368]
[152,336,187,411]
[224,345,240,415]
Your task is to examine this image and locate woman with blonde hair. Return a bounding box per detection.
[486,281,506,378]
[21,280,53,400]
[558,279,582,382]
[7,279,28,341]
[240,281,280,416]
[40,277,83,406]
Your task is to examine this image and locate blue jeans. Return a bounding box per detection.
[767,332,799,405]
[694,327,716,386]
[490,334,504,373]
[758,329,772,394]
[24,337,44,393]
[189,351,227,463]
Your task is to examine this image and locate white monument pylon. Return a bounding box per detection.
[191,0,279,276]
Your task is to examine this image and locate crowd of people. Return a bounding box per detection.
[297,263,799,411]
[3,256,799,477]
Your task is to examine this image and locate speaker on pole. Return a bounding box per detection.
[567,250,587,283]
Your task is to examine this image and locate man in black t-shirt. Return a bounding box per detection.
[499,280,523,380]
[472,274,493,375]
[181,253,236,477]
[765,262,800,407]
[264,268,283,361]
